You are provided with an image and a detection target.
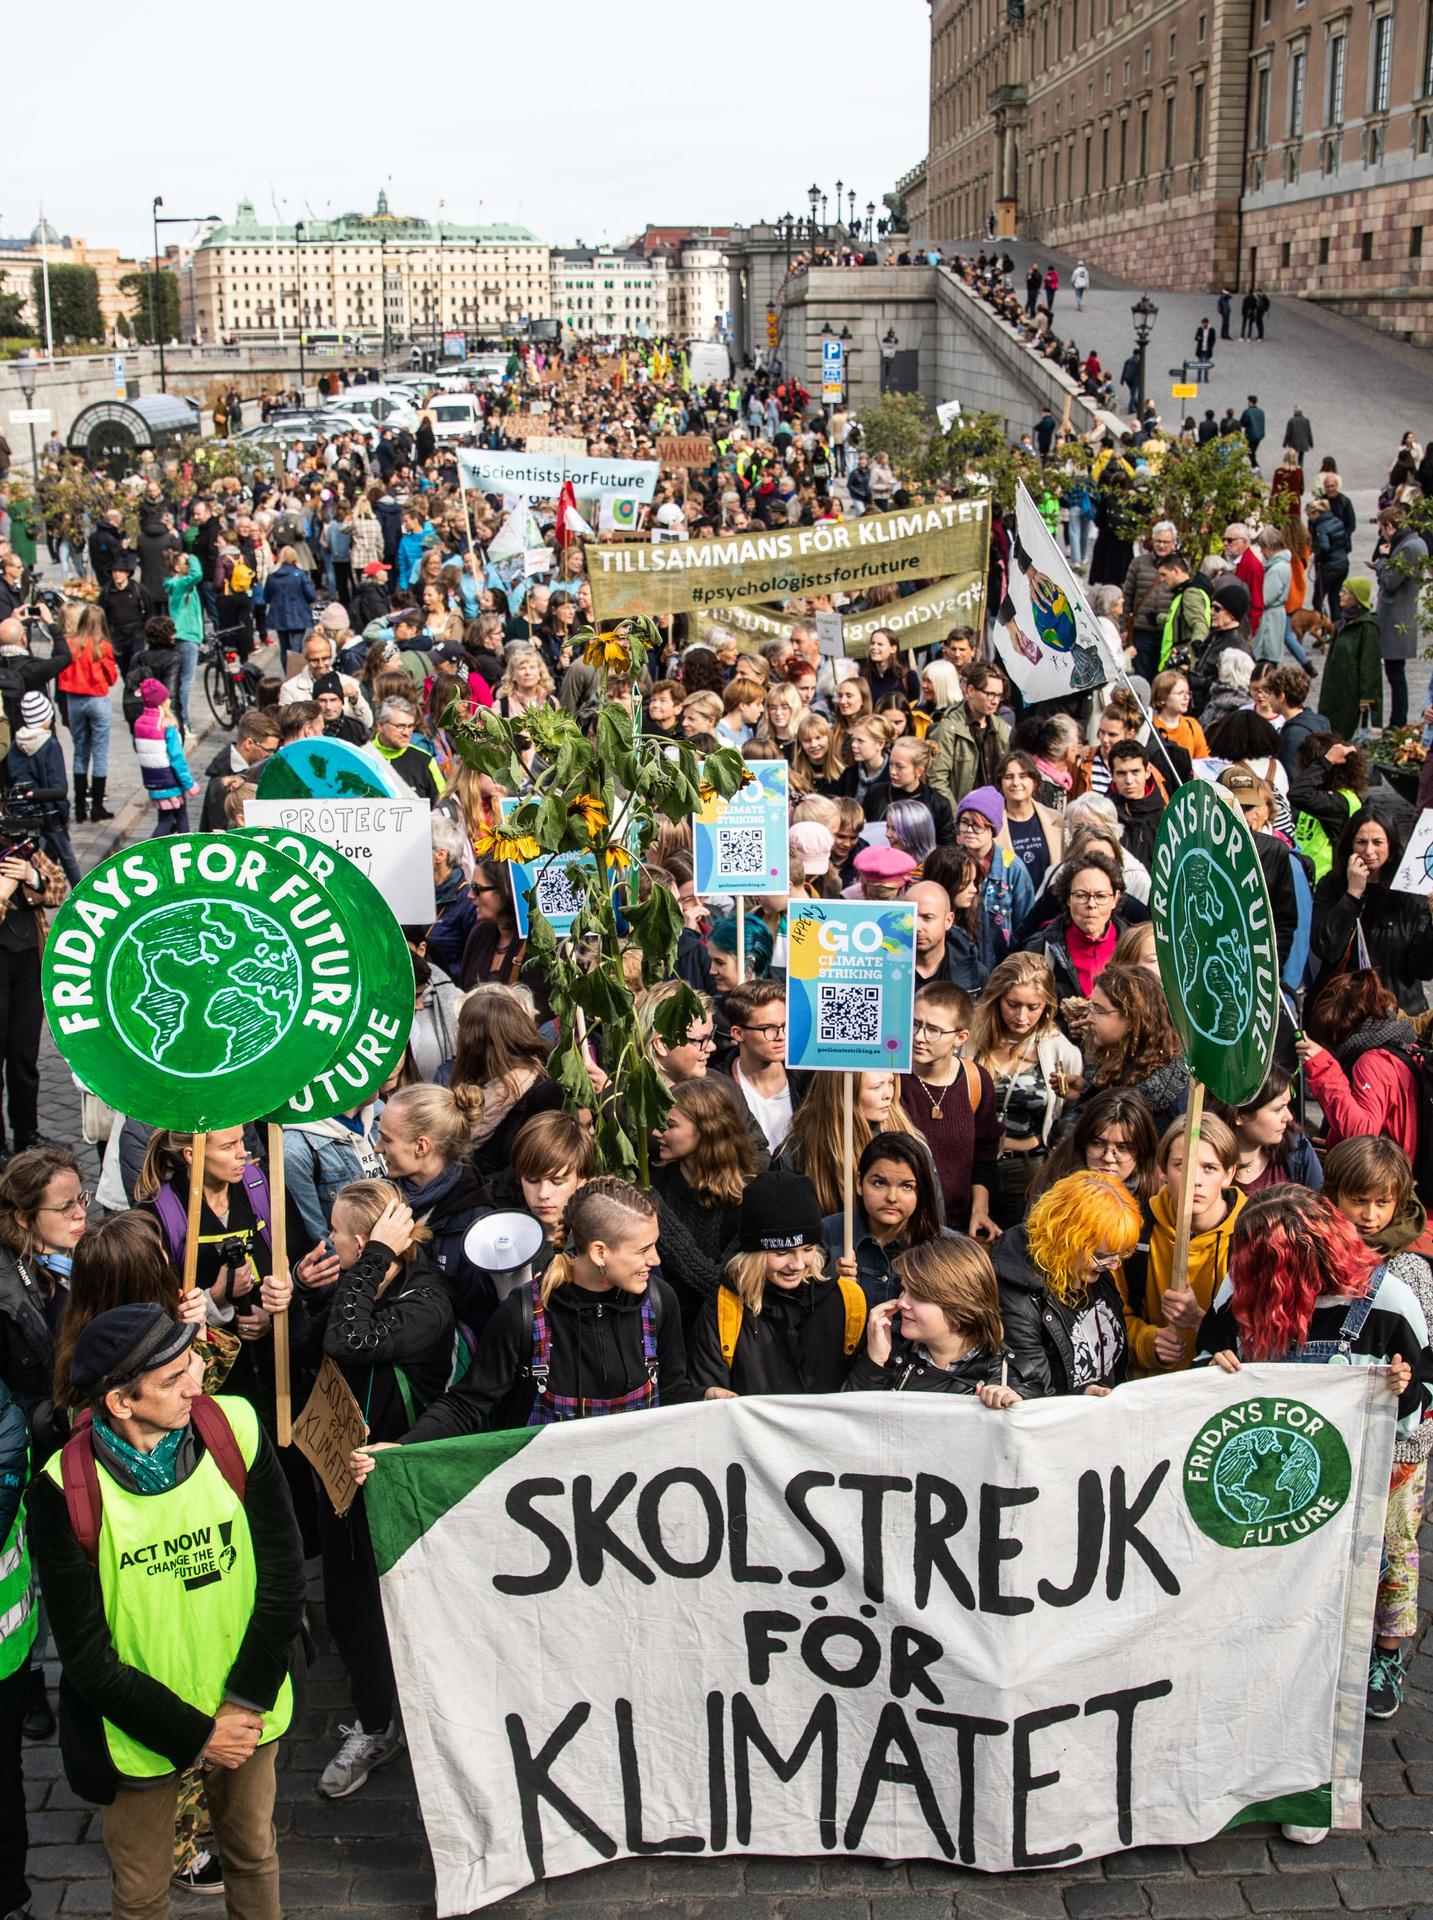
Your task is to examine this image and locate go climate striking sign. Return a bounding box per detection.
[43,836,362,1131]
[1149,781,1279,1104]
[586,501,990,623]
[786,900,917,1074]
[366,1369,1394,1914]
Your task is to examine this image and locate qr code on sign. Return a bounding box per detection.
[718,826,766,878]
[533,864,587,921]
[818,983,882,1046]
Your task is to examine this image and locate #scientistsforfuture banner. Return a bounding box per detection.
[1150,780,1279,1104]
[458,449,660,501]
[366,1370,1393,1914]
[786,899,916,1074]
[586,501,990,625]
[692,761,790,897]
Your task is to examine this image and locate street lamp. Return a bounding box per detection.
[847,189,857,231]
[807,183,820,243]
[1130,293,1159,415]
[294,220,307,395]
[880,326,898,393]
[14,357,44,539]
[150,199,220,392]
[866,201,876,241]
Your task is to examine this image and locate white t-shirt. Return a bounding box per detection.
[732,1064,793,1155]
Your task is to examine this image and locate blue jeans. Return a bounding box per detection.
[175,641,198,731]
[151,799,190,837]
[1282,614,1310,671]
[1067,511,1093,567]
[67,693,111,777]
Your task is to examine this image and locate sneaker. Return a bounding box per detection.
[318,1719,404,1799]
[1368,1645,1405,1719]
[172,1850,225,1896]
[22,1670,54,1742]
[1280,1824,1330,1844]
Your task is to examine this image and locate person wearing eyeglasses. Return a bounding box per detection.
[715,980,809,1158]
[1018,847,1133,1032]
[992,1170,1139,1396]
[370,696,444,800]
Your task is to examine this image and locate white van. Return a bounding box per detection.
[420,392,485,441]
[465,352,510,388]
[686,341,731,387]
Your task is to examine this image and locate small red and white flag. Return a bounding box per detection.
[555,479,595,547]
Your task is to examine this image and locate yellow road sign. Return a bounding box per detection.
[1171,382,1198,399]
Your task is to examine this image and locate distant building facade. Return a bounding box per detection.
[922,0,1433,339]
[0,219,142,342]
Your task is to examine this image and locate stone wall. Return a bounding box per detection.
[1241,177,1433,347]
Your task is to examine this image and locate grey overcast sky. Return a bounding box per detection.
[10,1,931,258]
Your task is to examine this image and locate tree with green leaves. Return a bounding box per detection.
[0,271,30,339]
[119,268,180,345]
[852,392,931,480]
[1120,433,1266,562]
[921,409,1061,511]
[452,616,749,1179]
[32,264,102,344]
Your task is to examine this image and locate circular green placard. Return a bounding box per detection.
[1183,1396,1351,1549]
[236,827,414,1123]
[1149,780,1279,1105]
[42,835,364,1131]
[256,738,401,802]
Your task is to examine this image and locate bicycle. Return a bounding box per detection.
[202,633,256,731]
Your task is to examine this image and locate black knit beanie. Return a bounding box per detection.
[738,1170,826,1252]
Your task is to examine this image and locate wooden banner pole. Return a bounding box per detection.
[182,1134,207,1292]
[267,1123,293,1448]
[843,1073,856,1261]
[1169,1080,1206,1291]
[736,894,746,985]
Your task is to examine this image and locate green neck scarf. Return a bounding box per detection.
[92,1415,186,1494]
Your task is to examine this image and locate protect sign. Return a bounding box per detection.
[367,1370,1393,1914]
[42,836,361,1131]
[587,501,990,623]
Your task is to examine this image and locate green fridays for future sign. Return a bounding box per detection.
[43,836,364,1131]
[1149,781,1279,1105]
[237,827,414,1123]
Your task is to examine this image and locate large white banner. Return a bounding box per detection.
[992,483,1113,701]
[459,450,660,500]
[367,1369,1393,1915]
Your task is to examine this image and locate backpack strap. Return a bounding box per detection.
[717,1288,743,1363]
[189,1398,247,1505]
[837,1277,868,1357]
[152,1183,189,1269]
[962,1060,984,1112]
[240,1162,273,1253]
[59,1423,104,1570]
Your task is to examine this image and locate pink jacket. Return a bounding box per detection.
[1305,1045,1417,1157]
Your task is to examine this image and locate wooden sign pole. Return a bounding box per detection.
[182,1134,207,1292]
[1169,1080,1206,1290]
[842,1073,856,1261]
[735,895,746,984]
[267,1123,293,1447]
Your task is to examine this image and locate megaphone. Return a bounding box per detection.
[463,1211,546,1300]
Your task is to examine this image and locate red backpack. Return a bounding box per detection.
[60,1397,248,1568]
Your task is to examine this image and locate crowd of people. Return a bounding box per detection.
[0,331,1430,1920]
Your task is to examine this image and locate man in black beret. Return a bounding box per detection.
[27,1305,304,1920]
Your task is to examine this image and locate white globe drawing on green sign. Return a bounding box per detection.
[1212,1426,1320,1528]
[1167,845,1254,1047]
[109,901,303,1079]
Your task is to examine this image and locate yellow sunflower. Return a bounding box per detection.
[602,844,634,871]
[583,634,631,672]
[573,794,609,836]
[473,822,541,863]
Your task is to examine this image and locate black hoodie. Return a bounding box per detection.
[400,1274,696,1437]
[1111,780,1166,870]
[688,1275,857,1396]
[1311,801,1433,1014]
[992,1224,1129,1396]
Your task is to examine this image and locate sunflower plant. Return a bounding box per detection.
[451,614,749,1181]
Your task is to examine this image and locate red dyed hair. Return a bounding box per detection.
[1227,1189,1380,1360]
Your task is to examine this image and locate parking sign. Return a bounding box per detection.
[821,337,844,404]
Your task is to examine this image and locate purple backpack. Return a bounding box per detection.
[152,1162,273,1270]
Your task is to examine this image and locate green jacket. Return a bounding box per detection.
[1319,611,1383,737]
[928,702,1011,808]
[163,554,204,645]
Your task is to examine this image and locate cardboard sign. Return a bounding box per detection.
[587,500,990,624]
[242,797,436,924]
[42,836,365,1133]
[655,435,716,468]
[785,899,917,1073]
[293,1357,367,1517]
[814,611,845,658]
[692,761,790,897]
